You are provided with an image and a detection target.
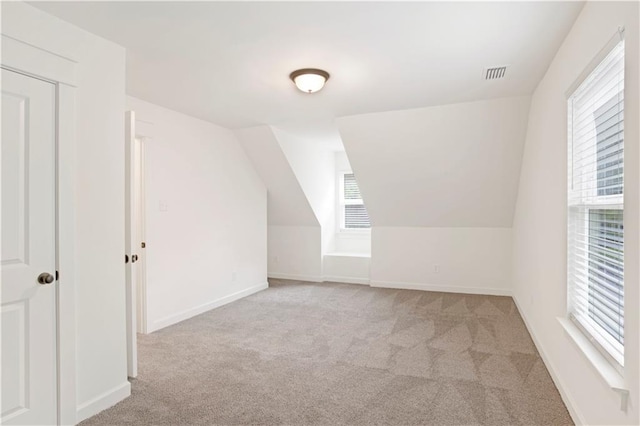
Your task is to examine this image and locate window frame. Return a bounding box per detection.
[337,170,371,233]
[568,201,625,372]
[566,36,625,373]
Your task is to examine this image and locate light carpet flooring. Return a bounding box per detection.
[82,279,572,425]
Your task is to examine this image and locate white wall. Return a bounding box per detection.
[74,33,127,422]
[236,126,322,280]
[127,97,267,332]
[2,2,129,421]
[336,96,531,228]
[371,227,512,295]
[273,127,336,256]
[268,225,322,282]
[512,2,639,424]
[323,254,370,285]
[241,128,372,282]
[335,96,528,294]
[332,234,371,255]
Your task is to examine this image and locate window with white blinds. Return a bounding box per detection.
[341,173,370,229]
[567,39,625,368]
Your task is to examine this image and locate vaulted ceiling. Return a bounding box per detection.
[32,1,583,132]
[29,1,584,230]
[235,126,318,226]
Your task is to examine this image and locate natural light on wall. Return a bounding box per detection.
[567,37,625,369]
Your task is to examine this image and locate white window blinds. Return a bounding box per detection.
[567,39,625,367]
[342,173,370,229]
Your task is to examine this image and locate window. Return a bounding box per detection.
[567,39,625,368]
[339,173,370,230]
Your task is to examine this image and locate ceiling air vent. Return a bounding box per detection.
[484,66,508,80]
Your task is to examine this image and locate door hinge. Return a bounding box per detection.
[55,270,59,281]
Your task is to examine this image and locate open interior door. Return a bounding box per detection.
[124,111,138,378]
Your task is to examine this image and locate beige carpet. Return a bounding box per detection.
[82,279,572,425]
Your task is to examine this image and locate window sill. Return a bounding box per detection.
[324,252,371,258]
[557,317,628,411]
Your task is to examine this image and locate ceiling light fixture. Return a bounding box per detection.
[289,68,330,93]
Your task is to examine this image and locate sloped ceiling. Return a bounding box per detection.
[272,127,336,228]
[235,126,318,227]
[336,96,531,228]
[31,1,583,131]
[26,1,581,230]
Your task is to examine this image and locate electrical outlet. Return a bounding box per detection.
[159,200,168,212]
[434,265,440,273]
[274,256,279,264]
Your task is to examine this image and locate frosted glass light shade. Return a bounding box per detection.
[290,69,330,93]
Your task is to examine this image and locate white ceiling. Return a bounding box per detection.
[32,1,583,134]
[235,126,318,226]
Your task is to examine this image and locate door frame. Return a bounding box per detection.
[124,111,138,378]
[132,115,154,334]
[125,116,152,377]
[134,118,153,338]
[2,35,78,425]
[134,134,149,335]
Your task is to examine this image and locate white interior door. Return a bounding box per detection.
[124,111,138,378]
[1,69,57,425]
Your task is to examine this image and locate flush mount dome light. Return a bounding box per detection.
[289,68,330,93]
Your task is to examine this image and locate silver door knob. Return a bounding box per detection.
[37,272,54,285]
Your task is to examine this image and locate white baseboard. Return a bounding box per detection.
[268,272,323,282]
[269,273,370,286]
[322,275,370,285]
[76,381,131,423]
[150,282,268,332]
[512,296,584,425]
[370,280,511,296]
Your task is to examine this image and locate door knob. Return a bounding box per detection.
[37,272,55,285]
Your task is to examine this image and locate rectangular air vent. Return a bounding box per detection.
[485,66,507,80]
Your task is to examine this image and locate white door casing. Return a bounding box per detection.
[1,68,57,425]
[133,119,153,336]
[134,136,148,335]
[124,111,138,378]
